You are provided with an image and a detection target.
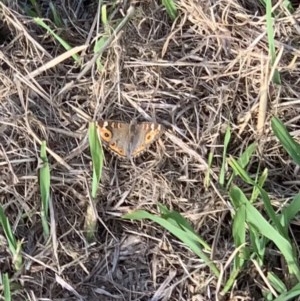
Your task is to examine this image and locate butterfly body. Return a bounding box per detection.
[97,120,163,158]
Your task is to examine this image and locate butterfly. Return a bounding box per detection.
[97,120,163,158]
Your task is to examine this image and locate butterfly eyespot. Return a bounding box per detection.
[100,129,112,141]
[146,133,153,141]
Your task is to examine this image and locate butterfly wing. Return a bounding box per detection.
[97,120,131,157]
[130,123,163,157]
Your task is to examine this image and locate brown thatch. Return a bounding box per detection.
[1,0,300,300]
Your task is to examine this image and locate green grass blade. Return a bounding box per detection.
[232,204,247,270]
[250,168,268,203]
[158,204,211,250]
[0,206,17,252]
[271,117,300,166]
[261,0,294,13]
[123,209,219,276]
[39,141,50,239]
[29,0,41,16]
[238,143,257,168]
[93,5,109,70]
[86,122,104,241]
[3,273,11,301]
[249,226,266,265]
[282,0,294,12]
[162,0,178,20]
[101,4,108,25]
[265,0,281,83]
[226,143,257,190]
[49,1,63,27]
[34,18,81,63]
[88,122,104,198]
[159,203,195,232]
[94,5,121,71]
[268,271,287,294]
[0,206,22,271]
[93,35,109,70]
[273,282,300,301]
[228,156,255,184]
[222,267,243,295]
[280,193,300,236]
[226,202,252,294]
[257,184,286,235]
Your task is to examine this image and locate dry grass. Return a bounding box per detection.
[1,0,300,300]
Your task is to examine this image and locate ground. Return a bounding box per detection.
[1,0,300,300]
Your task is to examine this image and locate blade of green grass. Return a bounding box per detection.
[123,208,219,277]
[101,4,108,25]
[159,204,196,232]
[265,0,281,84]
[273,282,300,301]
[162,0,178,20]
[249,225,266,265]
[282,0,294,12]
[0,206,17,252]
[49,1,63,27]
[34,18,81,63]
[226,143,257,190]
[238,143,257,167]
[232,203,247,270]
[94,36,109,70]
[3,273,11,301]
[39,141,50,240]
[23,7,39,18]
[28,0,41,16]
[0,206,22,271]
[88,122,104,198]
[250,167,268,203]
[271,117,300,166]
[261,0,294,13]
[227,155,254,184]
[268,271,287,294]
[222,194,250,294]
[85,122,104,241]
[158,204,211,250]
[93,5,110,70]
[280,193,300,237]
[222,267,244,295]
